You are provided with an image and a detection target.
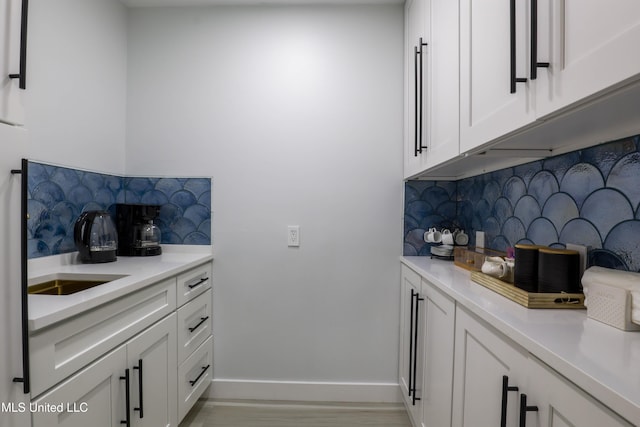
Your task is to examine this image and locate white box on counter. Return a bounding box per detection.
[586,282,640,331]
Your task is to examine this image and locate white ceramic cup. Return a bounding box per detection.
[481,257,507,279]
[424,227,442,243]
[455,230,469,246]
[441,229,454,245]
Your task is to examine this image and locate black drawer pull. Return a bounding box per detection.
[530,0,549,80]
[519,393,539,427]
[501,375,519,427]
[510,0,528,93]
[188,316,210,333]
[133,359,144,418]
[120,369,131,426]
[188,277,208,289]
[8,0,29,89]
[189,365,210,386]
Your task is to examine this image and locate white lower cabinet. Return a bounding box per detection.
[127,313,178,427]
[178,336,213,422]
[31,314,178,427]
[29,260,214,427]
[399,265,455,427]
[451,308,528,427]
[419,283,455,427]
[450,306,633,427]
[400,262,634,427]
[525,357,633,427]
[31,346,128,427]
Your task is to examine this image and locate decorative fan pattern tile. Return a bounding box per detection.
[27,162,211,259]
[404,135,640,271]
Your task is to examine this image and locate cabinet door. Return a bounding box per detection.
[399,265,425,425]
[459,0,535,153]
[451,307,528,427]
[404,0,429,179]
[31,346,128,427]
[425,0,459,169]
[535,0,640,118]
[420,280,455,427]
[525,357,633,427]
[127,313,178,427]
[0,0,24,125]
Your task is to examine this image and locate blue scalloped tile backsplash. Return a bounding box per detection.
[404,135,640,272]
[27,161,211,259]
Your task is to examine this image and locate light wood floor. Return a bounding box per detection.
[179,400,412,427]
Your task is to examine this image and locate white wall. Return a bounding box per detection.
[126,5,404,393]
[25,0,128,174]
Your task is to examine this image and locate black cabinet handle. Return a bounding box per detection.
[133,359,144,419]
[189,365,210,387]
[501,375,519,427]
[11,159,29,394]
[510,0,527,93]
[413,46,419,157]
[408,289,415,396]
[411,291,424,405]
[188,277,208,289]
[519,393,539,427]
[418,38,428,155]
[188,316,210,333]
[120,369,131,426]
[8,0,29,89]
[530,0,549,80]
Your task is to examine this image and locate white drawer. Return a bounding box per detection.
[178,335,213,422]
[177,262,213,307]
[177,288,213,364]
[29,278,176,397]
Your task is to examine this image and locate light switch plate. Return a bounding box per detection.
[476,231,485,249]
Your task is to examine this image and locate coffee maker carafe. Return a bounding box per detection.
[115,204,162,256]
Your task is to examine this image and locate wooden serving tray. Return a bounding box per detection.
[470,271,585,309]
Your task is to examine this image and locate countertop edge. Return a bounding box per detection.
[400,256,640,426]
[28,253,214,331]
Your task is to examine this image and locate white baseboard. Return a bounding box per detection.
[205,379,403,403]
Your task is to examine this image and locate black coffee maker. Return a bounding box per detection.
[115,204,162,256]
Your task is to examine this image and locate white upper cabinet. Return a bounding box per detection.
[404,0,460,179]
[424,0,460,170]
[404,0,429,179]
[459,0,536,154]
[535,0,640,117]
[0,0,25,125]
[460,0,640,157]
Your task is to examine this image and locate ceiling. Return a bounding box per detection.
[121,0,403,7]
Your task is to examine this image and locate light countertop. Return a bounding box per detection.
[401,256,640,426]
[28,247,213,331]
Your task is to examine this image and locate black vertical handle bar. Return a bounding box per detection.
[133,359,144,418]
[8,0,29,89]
[418,38,428,154]
[11,159,29,394]
[530,0,549,79]
[411,293,424,405]
[510,0,527,93]
[519,393,539,427]
[408,289,415,396]
[120,369,131,426]
[414,46,419,157]
[501,375,519,427]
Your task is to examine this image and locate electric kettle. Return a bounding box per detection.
[74,210,118,263]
